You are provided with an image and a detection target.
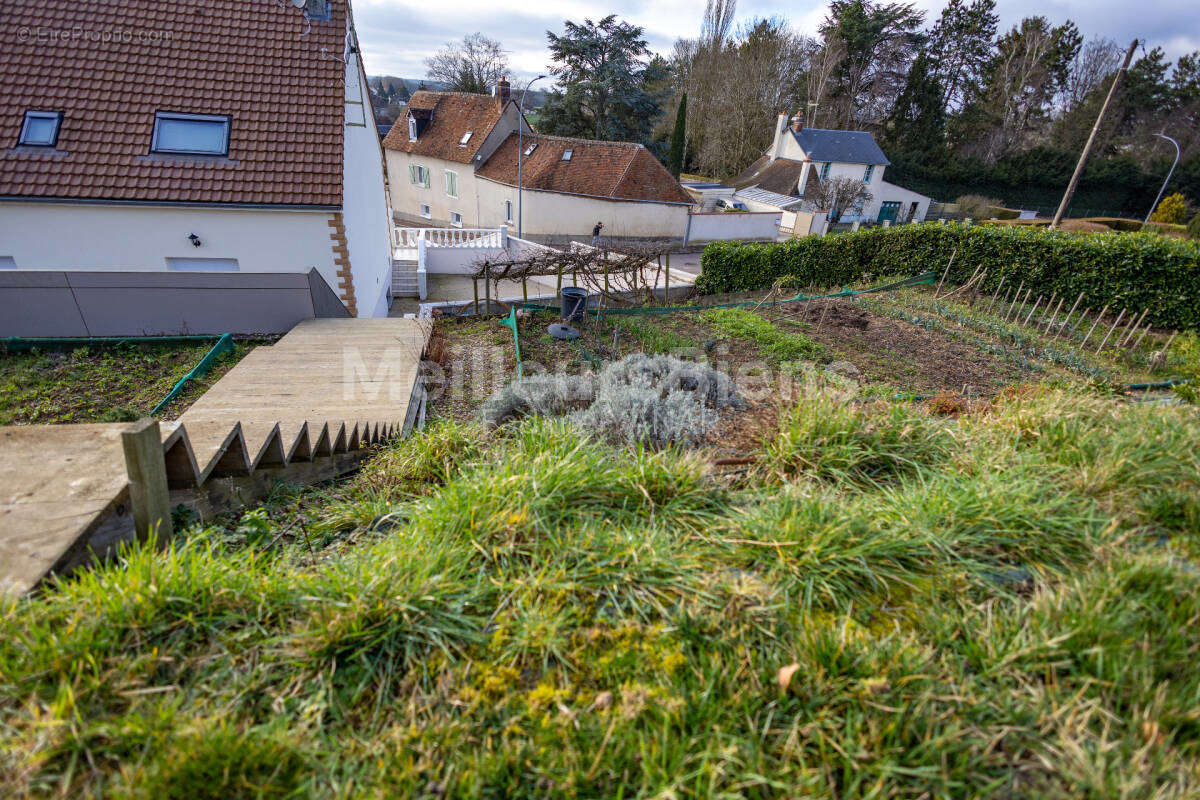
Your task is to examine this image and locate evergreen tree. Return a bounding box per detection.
[539,15,669,144]
[925,0,997,113]
[885,52,945,157]
[668,93,687,177]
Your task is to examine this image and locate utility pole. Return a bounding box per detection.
[1050,39,1138,230]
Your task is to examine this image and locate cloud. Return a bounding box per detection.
[352,0,1200,79]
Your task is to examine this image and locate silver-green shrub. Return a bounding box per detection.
[481,354,740,447]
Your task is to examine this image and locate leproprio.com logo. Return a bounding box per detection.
[17,26,172,45]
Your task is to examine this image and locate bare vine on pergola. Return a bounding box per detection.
[471,243,677,306]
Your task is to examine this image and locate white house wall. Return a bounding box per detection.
[686,211,782,243]
[875,181,931,222]
[341,48,394,318]
[475,178,689,238]
[0,201,341,288]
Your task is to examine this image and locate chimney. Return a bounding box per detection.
[495,76,511,105]
[790,110,804,133]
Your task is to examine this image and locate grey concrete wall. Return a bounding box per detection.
[0,269,350,337]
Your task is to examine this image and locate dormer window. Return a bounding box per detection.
[524,143,537,157]
[408,117,418,141]
[151,112,230,156]
[562,149,573,161]
[19,111,62,147]
[459,131,473,146]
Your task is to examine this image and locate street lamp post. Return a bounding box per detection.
[516,75,547,240]
[1143,133,1181,225]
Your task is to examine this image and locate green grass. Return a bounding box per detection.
[2,380,1199,796]
[702,307,826,362]
[608,316,698,354]
[0,340,255,424]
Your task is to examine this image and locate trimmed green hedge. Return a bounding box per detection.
[695,225,1200,331]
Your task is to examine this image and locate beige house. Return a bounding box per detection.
[382,81,694,241]
[736,112,931,225]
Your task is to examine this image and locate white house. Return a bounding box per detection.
[735,113,931,225]
[382,81,695,242]
[0,0,393,318]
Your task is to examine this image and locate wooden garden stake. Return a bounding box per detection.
[1131,318,1153,351]
[664,252,671,305]
[1010,288,1031,323]
[1042,295,1065,334]
[1151,331,1178,369]
[1005,280,1025,320]
[816,299,832,333]
[1119,308,1149,347]
[1023,295,1043,327]
[934,249,958,297]
[1081,304,1110,348]
[1060,292,1085,334]
[988,275,1006,310]
[1095,308,1126,354]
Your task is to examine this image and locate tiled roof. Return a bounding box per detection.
[477,133,694,205]
[381,91,503,164]
[792,128,890,166]
[733,156,804,195]
[0,0,347,206]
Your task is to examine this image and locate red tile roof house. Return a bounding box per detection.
[382,81,696,243]
[0,0,394,319]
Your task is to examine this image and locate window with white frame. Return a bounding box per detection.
[459,130,473,146]
[523,143,537,157]
[408,164,430,187]
[151,112,230,155]
[445,170,458,198]
[408,117,417,141]
[820,162,832,181]
[450,211,463,228]
[419,203,432,219]
[562,149,573,161]
[504,199,513,224]
[19,111,62,147]
[863,164,874,184]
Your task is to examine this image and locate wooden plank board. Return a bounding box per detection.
[0,318,432,594]
[0,424,130,594]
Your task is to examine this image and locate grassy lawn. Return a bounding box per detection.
[2,287,1198,797]
[0,339,261,425]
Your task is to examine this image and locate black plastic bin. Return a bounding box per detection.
[560,287,588,322]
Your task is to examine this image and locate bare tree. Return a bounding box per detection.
[814,176,873,223]
[1060,36,1121,114]
[425,33,509,94]
[804,33,845,128]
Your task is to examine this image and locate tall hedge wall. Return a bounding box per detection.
[695,225,1200,332]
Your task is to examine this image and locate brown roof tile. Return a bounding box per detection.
[476,133,693,205]
[381,91,503,164]
[733,156,804,195]
[0,0,346,206]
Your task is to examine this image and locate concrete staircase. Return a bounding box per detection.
[392,258,419,298]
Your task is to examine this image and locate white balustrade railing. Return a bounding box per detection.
[394,227,505,249]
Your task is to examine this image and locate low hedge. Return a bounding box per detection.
[695,224,1200,331]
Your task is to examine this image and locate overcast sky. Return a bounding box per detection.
[350,0,1200,82]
